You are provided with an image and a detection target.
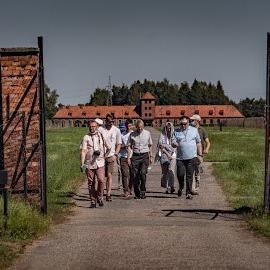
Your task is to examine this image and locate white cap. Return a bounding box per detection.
[95,118,103,126]
[190,114,201,121]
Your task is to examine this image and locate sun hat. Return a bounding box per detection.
[190,114,201,121]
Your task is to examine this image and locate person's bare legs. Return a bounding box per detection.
[106,173,113,200]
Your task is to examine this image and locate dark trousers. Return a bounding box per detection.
[120,157,133,193]
[131,153,149,197]
[177,158,196,195]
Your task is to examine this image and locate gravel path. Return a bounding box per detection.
[10,127,270,270]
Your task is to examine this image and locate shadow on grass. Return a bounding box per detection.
[162,206,252,220]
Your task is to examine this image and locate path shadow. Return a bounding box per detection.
[162,206,252,220]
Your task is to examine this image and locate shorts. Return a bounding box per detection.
[105,156,115,177]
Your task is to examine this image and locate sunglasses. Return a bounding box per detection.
[180,123,187,125]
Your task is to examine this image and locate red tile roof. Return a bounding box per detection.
[54,105,140,119]
[54,104,243,119]
[154,105,244,118]
[140,92,156,100]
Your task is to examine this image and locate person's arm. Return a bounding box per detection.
[204,138,211,154]
[148,133,154,164]
[195,130,203,162]
[115,129,122,156]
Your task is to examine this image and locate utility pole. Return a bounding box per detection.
[264,32,270,213]
[107,75,112,106]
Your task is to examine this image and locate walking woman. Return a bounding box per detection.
[157,121,177,194]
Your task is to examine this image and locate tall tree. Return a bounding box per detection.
[238,98,265,117]
[45,84,59,119]
[90,88,110,105]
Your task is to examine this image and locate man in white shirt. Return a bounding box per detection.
[99,114,122,201]
[80,120,111,208]
[119,119,134,197]
[128,119,153,199]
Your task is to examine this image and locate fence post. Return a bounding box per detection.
[38,36,47,214]
[264,32,270,213]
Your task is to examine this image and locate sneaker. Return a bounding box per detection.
[177,189,182,197]
[134,196,141,200]
[106,195,112,202]
[191,190,199,196]
[97,200,104,207]
[171,187,175,194]
[186,194,193,200]
[140,194,146,199]
[89,203,96,208]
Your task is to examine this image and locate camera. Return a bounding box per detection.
[93,150,101,156]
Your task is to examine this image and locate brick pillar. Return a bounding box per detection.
[0,48,40,191]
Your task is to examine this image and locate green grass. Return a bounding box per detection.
[0,127,88,268]
[206,126,270,236]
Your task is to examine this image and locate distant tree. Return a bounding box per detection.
[238,98,265,117]
[90,88,110,105]
[45,84,59,119]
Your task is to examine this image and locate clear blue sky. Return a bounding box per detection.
[0,0,269,104]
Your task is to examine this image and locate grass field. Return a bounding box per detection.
[0,127,87,269]
[206,126,270,236]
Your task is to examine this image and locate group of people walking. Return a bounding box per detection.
[80,113,210,208]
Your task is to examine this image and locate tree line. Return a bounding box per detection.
[89,78,231,106]
[45,79,266,119]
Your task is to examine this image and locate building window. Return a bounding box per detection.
[82,112,86,116]
[219,110,224,115]
[145,107,147,110]
[68,112,72,116]
[124,111,129,116]
[203,119,206,125]
[166,110,170,116]
[145,113,148,117]
[149,113,152,117]
[149,107,151,110]
[180,110,185,115]
[159,119,162,125]
[210,119,213,124]
[195,110,199,114]
[209,110,213,115]
[96,112,100,116]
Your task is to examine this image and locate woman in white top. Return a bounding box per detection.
[157,122,177,194]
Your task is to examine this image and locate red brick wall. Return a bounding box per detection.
[0,49,40,191]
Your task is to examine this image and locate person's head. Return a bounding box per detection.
[95,118,103,127]
[105,114,114,129]
[165,121,173,134]
[135,119,144,133]
[125,118,133,132]
[179,116,189,130]
[89,120,98,134]
[190,114,201,128]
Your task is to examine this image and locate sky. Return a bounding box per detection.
[0,0,270,104]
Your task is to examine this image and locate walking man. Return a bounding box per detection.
[119,119,134,197]
[175,116,203,199]
[190,114,211,190]
[99,114,122,201]
[128,119,153,199]
[80,120,111,208]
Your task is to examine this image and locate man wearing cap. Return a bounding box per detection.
[190,114,211,190]
[175,116,203,199]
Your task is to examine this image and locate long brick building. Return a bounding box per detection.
[53,92,244,127]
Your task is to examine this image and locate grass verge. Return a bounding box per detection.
[0,127,87,269]
[206,126,270,237]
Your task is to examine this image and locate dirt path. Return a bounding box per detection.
[10,128,270,270]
